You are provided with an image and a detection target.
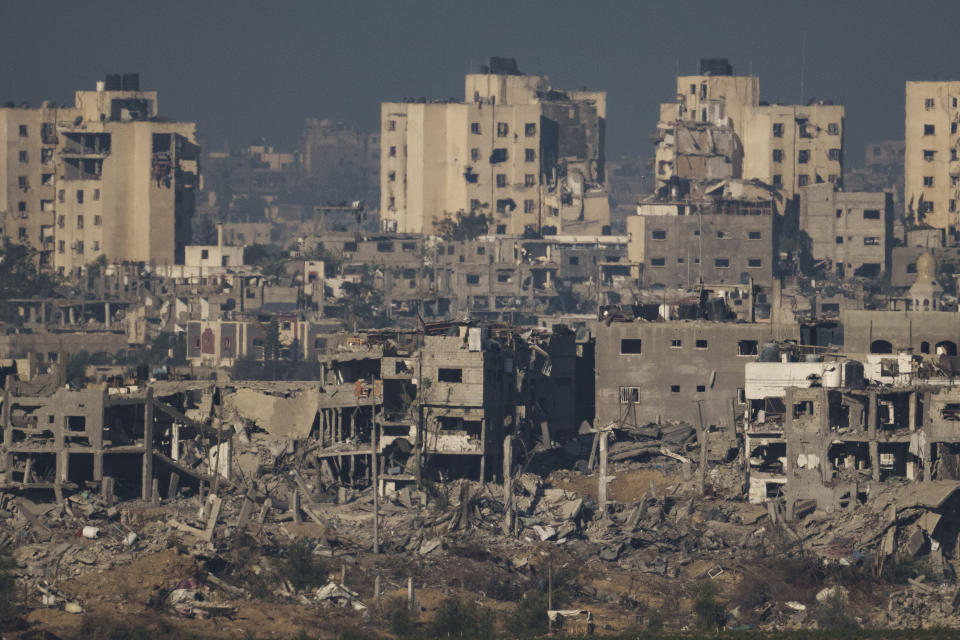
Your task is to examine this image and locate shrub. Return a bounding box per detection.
[284,539,328,591]
[426,596,492,639]
[506,590,549,637]
[691,580,725,632]
[0,547,20,631]
[383,595,417,638]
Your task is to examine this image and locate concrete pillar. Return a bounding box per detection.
[141,389,154,501]
[909,392,917,431]
[870,440,881,482]
[2,376,12,484]
[479,419,486,483]
[924,441,934,482]
[171,423,180,461]
[502,435,513,535]
[598,431,608,507]
[407,577,415,611]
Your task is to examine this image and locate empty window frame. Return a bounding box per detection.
[437,367,463,383]
[620,339,643,354]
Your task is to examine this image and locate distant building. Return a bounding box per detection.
[844,140,904,212]
[904,81,960,233]
[655,59,844,200]
[0,73,199,275]
[301,119,379,202]
[381,57,609,237]
[799,183,894,281]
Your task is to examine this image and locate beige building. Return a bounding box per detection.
[0,74,198,276]
[381,57,609,236]
[904,81,960,232]
[0,102,77,265]
[655,59,844,200]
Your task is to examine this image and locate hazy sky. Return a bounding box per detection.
[3,1,959,165]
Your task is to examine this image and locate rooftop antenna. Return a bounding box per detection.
[800,30,807,104]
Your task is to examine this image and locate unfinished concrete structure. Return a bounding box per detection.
[0,381,219,501]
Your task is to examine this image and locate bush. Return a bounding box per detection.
[426,596,492,639]
[691,580,725,632]
[506,590,549,637]
[284,539,328,591]
[0,547,20,631]
[383,595,417,638]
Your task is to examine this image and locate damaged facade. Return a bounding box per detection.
[655,58,844,200]
[0,73,199,275]
[381,57,610,236]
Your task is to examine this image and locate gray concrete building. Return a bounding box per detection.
[593,319,798,431]
[799,183,894,280]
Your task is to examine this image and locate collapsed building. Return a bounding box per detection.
[0,322,579,500]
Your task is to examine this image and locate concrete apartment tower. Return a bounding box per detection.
[905,81,960,233]
[655,58,845,200]
[380,57,609,237]
[0,73,199,275]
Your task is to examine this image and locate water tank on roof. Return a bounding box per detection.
[105,74,122,91]
[122,73,139,91]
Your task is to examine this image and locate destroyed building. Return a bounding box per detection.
[655,58,844,199]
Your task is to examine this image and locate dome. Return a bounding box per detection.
[917,251,937,283]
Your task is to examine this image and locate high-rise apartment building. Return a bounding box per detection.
[381,57,609,236]
[905,81,960,232]
[0,74,198,275]
[654,59,844,200]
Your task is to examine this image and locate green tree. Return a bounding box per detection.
[426,597,492,640]
[0,239,59,300]
[264,317,282,362]
[244,244,288,278]
[432,206,490,242]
